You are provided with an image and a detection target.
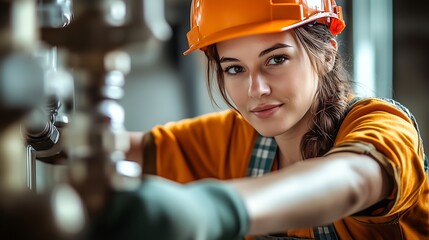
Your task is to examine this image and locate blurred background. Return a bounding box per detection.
[0,0,427,238]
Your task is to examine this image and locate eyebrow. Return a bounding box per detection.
[259,43,292,57]
[219,57,238,63]
[219,43,293,63]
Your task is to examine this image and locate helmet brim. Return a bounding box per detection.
[184,13,345,55]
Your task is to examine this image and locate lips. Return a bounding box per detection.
[250,104,283,119]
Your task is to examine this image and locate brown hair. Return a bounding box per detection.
[204,23,354,159]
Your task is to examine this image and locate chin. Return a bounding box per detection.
[246,117,286,137]
[253,126,285,137]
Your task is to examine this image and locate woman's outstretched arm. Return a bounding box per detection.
[229,152,390,235]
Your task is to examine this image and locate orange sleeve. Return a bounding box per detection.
[333,98,426,216]
[150,110,257,183]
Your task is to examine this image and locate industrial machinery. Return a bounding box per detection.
[0,0,172,238]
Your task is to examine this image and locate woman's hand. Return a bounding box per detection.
[126,131,144,165]
[90,176,249,240]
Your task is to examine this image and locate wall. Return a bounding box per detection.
[393,0,429,153]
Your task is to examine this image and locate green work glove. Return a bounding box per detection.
[89,176,249,240]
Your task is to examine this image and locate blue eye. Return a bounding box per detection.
[267,55,288,65]
[224,65,244,75]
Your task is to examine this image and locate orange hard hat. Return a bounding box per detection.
[184,0,346,55]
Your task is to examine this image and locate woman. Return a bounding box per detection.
[127,0,428,239]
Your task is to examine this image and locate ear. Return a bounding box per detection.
[326,38,338,72]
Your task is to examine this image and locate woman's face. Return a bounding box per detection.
[216,30,319,137]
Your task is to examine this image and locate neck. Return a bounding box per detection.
[274,108,313,168]
[275,135,303,168]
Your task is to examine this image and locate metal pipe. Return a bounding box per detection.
[38,0,152,217]
[0,1,86,239]
[0,123,27,192]
[25,145,37,191]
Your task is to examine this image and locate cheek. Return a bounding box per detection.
[305,70,319,95]
[287,61,319,96]
[272,68,307,96]
[225,80,248,108]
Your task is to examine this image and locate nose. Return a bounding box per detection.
[248,73,271,98]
